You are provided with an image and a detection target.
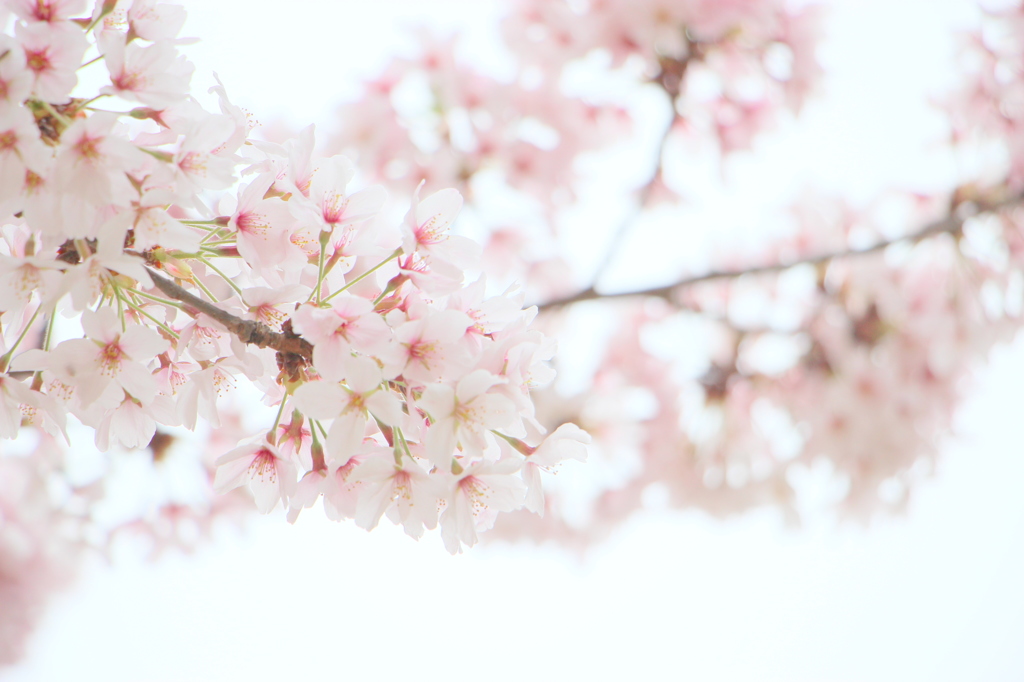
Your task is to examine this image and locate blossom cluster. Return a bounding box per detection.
[0,0,588,606]
[322,0,827,537]
[318,0,1024,546]
[329,0,820,201]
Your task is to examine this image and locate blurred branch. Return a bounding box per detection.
[588,110,678,285]
[537,190,1024,311]
[587,43,703,286]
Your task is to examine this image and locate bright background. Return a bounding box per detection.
[7,1,1024,680]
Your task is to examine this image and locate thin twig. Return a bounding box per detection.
[588,39,701,286]
[588,107,678,285]
[537,193,1024,311]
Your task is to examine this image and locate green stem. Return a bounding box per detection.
[195,256,243,296]
[41,309,56,352]
[40,100,72,127]
[78,54,105,69]
[267,395,290,446]
[123,295,180,339]
[0,304,42,372]
[79,93,109,106]
[126,288,184,309]
[310,235,329,305]
[393,426,414,463]
[491,429,534,456]
[194,277,221,303]
[30,309,58,390]
[322,247,402,304]
[111,281,128,332]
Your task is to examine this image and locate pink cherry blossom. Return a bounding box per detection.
[292,356,403,466]
[440,458,526,554]
[55,112,144,207]
[100,32,193,108]
[16,20,87,102]
[213,440,297,514]
[290,298,392,381]
[228,171,304,278]
[402,184,480,270]
[0,36,33,110]
[0,107,47,207]
[351,452,443,539]
[418,369,517,467]
[391,308,472,384]
[127,0,186,41]
[5,0,86,23]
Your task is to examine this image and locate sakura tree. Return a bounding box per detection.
[0,0,1021,670]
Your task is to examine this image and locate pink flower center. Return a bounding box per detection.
[0,130,17,152]
[391,470,412,502]
[236,211,267,235]
[415,217,447,245]
[75,135,102,161]
[322,192,347,224]
[100,343,124,373]
[256,304,285,326]
[113,71,142,92]
[406,339,435,366]
[248,449,278,483]
[24,170,44,193]
[33,1,54,21]
[458,476,488,513]
[25,49,51,75]
[178,151,208,177]
[331,317,356,340]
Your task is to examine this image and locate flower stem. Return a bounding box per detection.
[267,395,290,446]
[322,247,402,304]
[126,288,184,309]
[0,304,42,373]
[123,294,180,339]
[195,256,243,297]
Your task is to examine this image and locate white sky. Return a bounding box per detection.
[7,1,1024,680]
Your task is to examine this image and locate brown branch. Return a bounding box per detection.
[144,268,312,360]
[537,191,1024,311]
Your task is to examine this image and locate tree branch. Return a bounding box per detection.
[144,268,312,360]
[537,192,1024,311]
[588,108,679,286]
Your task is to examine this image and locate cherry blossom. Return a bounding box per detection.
[6,0,87,24]
[418,369,517,467]
[16,20,87,102]
[351,452,443,539]
[292,356,403,466]
[213,441,297,514]
[126,0,186,41]
[5,0,1024,668]
[99,32,193,108]
[440,458,526,553]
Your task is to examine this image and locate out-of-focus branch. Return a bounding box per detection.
[144,268,313,360]
[538,191,1024,311]
[587,43,703,285]
[588,109,678,284]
